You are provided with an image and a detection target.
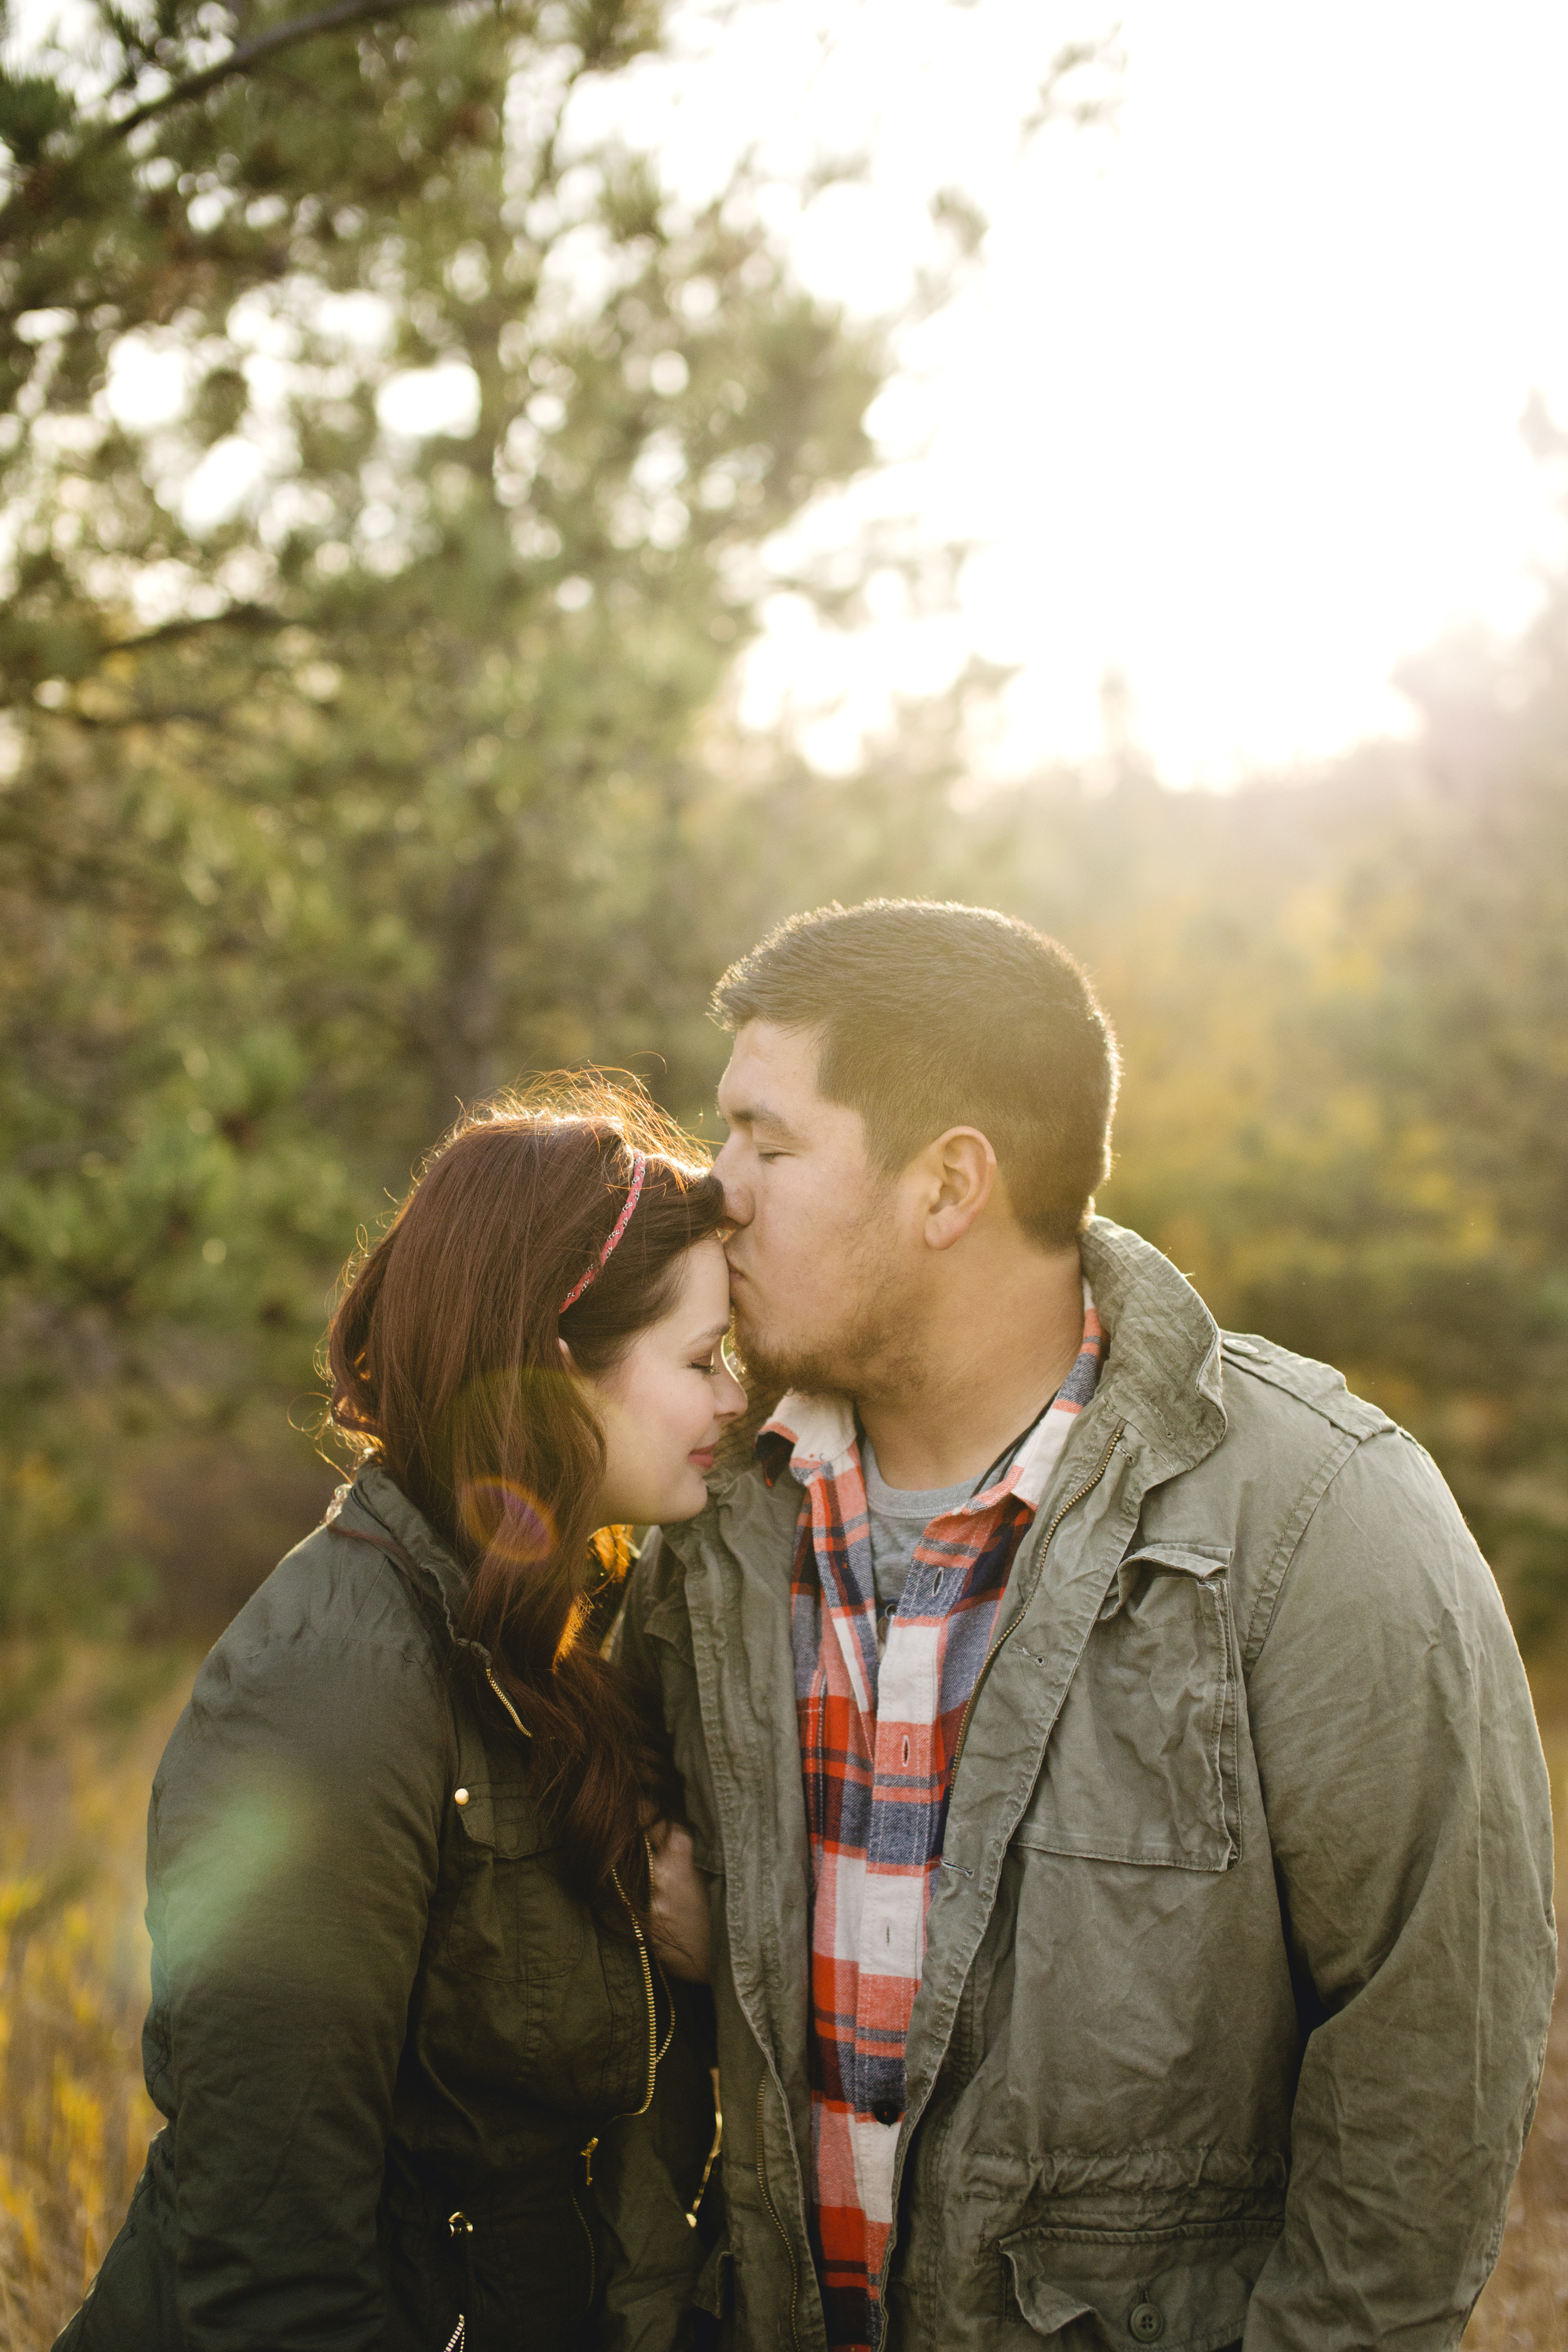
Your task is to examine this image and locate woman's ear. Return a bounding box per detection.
[558,1336,576,1370]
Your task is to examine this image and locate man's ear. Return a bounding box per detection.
[918,1128,997,1253]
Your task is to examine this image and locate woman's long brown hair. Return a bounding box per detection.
[326,1074,728,1915]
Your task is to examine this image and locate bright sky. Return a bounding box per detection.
[44,0,1568,785]
[583,0,1568,783]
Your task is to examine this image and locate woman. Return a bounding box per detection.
[56,1081,745,2352]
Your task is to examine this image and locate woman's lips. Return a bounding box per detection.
[689,1448,716,1473]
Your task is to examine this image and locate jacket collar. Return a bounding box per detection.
[693,1218,1226,1559]
[334,1459,474,1638]
[758,1280,1107,1515]
[1077,1216,1226,1479]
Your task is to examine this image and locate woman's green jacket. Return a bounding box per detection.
[53,1464,716,2352]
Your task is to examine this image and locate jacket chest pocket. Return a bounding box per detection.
[439,1781,652,2114]
[446,1781,587,1983]
[1014,1542,1239,1872]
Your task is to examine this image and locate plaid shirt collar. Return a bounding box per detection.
[758,1286,1104,1513]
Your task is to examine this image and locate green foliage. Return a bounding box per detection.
[0,0,886,1631]
[1,0,1562,1663]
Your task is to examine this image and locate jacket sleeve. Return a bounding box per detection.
[149,1599,447,2349]
[1241,1428,1556,2351]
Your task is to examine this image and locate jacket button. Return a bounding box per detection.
[871,2102,900,2126]
[454,1788,470,1806]
[1129,2304,1164,2343]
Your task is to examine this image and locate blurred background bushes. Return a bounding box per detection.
[1,0,1565,1670]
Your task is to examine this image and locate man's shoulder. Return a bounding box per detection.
[1145,1327,1426,1596]
[1085,1217,1391,1466]
[1214,1328,1392,1446]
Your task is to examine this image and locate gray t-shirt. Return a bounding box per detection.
[861,1437,974,1616]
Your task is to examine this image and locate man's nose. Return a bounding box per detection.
[711,1138,753,1227]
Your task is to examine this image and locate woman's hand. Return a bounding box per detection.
[646,1820,711,1983]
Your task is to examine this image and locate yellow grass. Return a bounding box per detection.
[0,1652,1562,2349]
[0,1657,188,2352]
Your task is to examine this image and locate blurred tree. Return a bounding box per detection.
[4,1,1560,1671]
[0,0,887,1631]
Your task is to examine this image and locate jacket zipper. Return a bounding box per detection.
[608,1855,672,2116]
[949,1428,1123,1777]
[569,2185,597,2307]
[628,1905,659,2114]
[755,2078,802,2352]
[484,1665,532,1737]
[569,1863,668,2310]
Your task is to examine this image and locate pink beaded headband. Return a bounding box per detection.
[558,1150,648,1314]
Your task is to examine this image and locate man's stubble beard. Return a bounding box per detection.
[733,1232,926,1408]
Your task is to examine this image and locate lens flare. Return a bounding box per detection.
[457,1477,557,1567]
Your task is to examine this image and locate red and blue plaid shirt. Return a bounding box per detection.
[757,1286,1106,2352]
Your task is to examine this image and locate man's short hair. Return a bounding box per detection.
[712,899,1120,1249]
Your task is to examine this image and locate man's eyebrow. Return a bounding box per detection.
[716,1096,797,1137]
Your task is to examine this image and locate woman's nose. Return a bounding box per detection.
[716,1365,748,1420]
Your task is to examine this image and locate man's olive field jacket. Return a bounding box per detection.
[619,1217,1556,2352]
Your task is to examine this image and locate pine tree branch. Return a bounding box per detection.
[0,0,457,250]
[102,0,457,144]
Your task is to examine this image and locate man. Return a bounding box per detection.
[619,898,1554,2352]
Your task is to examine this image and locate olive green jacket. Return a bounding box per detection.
[56,1466,714,2352]
[618,1217,1555,2351]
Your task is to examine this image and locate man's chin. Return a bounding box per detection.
[737,1333,850,1402]
[729,1315,801,1396]
[733,1290,901,1403]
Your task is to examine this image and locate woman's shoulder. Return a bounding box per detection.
[221,1468,460,1663]
[157,1522,457,1821]
[151,1507,463,1908]
[186,1484,459,1755]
